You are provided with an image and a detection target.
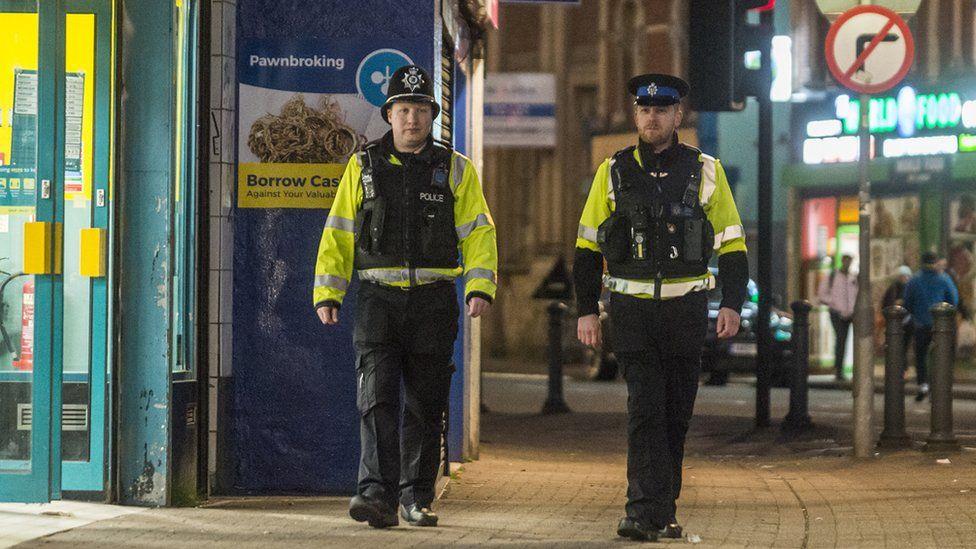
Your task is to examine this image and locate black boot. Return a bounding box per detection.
[658,522,683,539]
[616,517,659,542]
[400,503,438,527]
[349,495,398,528]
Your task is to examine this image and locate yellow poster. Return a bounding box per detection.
[237,162,345,209]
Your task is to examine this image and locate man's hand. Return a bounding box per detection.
[317,306,340,326]
[577,314,602,348]
[468,296,491,318]
[716,307,741,339]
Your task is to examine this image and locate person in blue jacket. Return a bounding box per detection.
[903,251,959,401]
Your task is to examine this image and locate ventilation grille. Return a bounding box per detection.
[16,403,89,431]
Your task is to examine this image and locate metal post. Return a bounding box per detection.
[925,303,960,452]
[542,301,570,414]
[782,301,813,434]
[878,305,911,449]
[852,92,874,458]
[755,8,774,429]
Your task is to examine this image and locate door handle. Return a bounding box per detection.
[23,222,63,275]
[79,228,107,277]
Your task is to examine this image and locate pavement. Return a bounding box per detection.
[13,370,976,548]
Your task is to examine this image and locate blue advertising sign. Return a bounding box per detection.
[233,0,437,495]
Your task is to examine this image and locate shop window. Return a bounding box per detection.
[948,192,976,345]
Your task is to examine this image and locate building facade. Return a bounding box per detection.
[481,0,692,359]
[786,1,976,368]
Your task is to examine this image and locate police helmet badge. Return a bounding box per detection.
[381,65,441,123]
[402,67,425,92]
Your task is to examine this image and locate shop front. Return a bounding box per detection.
[785,81,976,372]
[0,1,206,505]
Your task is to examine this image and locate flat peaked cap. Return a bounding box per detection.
[627,73,689,106]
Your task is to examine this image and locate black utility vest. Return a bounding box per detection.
[353,141,459,270]
[597,143,714,281]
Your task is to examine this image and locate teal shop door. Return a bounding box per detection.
[0,0,113,502]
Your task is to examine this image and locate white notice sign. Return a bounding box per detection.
[484,73,556,148]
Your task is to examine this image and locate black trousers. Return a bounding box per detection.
[913,326,933,386]
[353,281,458,510]
[829,309,852,378]
[609,291,707,529]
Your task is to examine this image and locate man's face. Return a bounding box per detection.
[390,101,433,149]
[634,103,682,148]
[841,256,853,272]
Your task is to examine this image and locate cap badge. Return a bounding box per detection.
[402,67,424,92]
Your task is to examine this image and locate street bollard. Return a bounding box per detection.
[542,301,571,414]
[782,300,813,434]
[925,302,960,452]
[878,305,911,449]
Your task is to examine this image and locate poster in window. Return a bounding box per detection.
[949,193,976,319]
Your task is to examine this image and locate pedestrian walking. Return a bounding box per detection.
[573,73,749,542]
[313,65,498,528]
[817,254,857,380]
[904,252,959,401]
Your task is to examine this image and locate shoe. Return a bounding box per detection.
[659,522,683,539]
[349,495,398,528]
[915,383,929,402]
[616,517,659,542]
[400,503,438,527]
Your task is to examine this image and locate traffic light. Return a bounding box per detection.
[688,0,775,112]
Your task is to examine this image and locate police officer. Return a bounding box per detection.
[313,65,497,529]
[573,74,748,542]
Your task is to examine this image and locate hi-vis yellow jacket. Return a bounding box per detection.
[313,148,498,307]
[576,146,746,299]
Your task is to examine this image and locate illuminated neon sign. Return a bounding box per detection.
[828,86,973,138]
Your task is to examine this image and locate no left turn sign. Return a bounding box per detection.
[825,5,915,95]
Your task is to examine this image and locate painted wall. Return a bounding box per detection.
[230,0,445,493]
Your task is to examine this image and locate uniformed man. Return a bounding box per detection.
[313,65,497,529]
[573,74,749,542]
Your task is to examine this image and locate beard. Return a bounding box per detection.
[640,125,674,149]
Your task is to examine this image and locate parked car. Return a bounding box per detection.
[701,276,794,386]
[585,270,794,385]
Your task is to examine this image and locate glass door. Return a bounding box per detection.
[0,0,112,502]
[60,0,111,494]
[0,0,60,503]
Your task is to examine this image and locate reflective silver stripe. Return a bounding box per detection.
[451,154,467,193]
[603,274,715,298]
[465,268,496,285]
[324,215,355,233]
[314,274,349,291]
[713,224,744,249]
[456,213,491,240]
[606,158,616,203]
[355,152,365,167]
[699,153,718,205]
[359,269,457,285]
[415,269,457,283]
[577,224,599,243]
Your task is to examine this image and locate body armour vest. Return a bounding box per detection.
[353,140,460,271]
[597,143,714,281]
